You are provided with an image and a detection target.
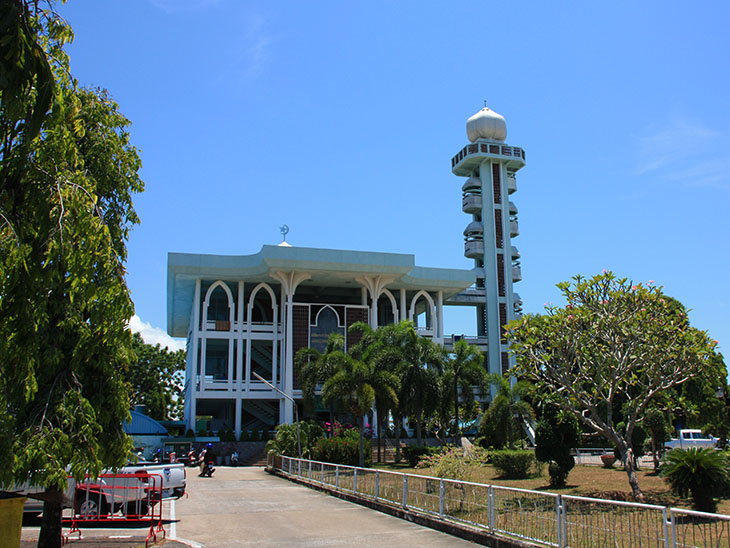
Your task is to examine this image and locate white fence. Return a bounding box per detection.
[270,454,730,548]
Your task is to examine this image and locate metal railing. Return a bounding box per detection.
[269,454,730,548]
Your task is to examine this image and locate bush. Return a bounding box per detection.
[219,429,236,442]
[661,448,730,512]
[416,446,491,481]
[491,450,538,479]
[315,436,370,467]
[266,421,324,459]
[535,401,580,487]
[402,445,440,468]
[185,429,196,438]
[239,430,250,442]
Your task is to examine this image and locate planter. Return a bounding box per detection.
[600,454,616,468]
[0,494,26,547]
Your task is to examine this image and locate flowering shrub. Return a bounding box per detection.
[416,446,491,481]
[315,436,370,466]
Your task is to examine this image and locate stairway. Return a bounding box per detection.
[243,447,269,466]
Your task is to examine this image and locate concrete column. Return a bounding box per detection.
[283,293,295,423]
[234,397,242,440]
[437,291,444,340]
[400,289,407,322]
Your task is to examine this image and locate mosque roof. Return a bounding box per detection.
[167,245,475,337]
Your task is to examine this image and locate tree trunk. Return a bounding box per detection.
[394,416,402,463]
[416,407,423,446]
[619,445,645,500]
[328,406,335,438]
[38,489,63,548]
[359,414,365,468]
[651,435,659,472]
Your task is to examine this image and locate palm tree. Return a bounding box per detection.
[295,333,346,435]
[321,354,398,467]
[483,373,534,449]
[442,340,486,441]
[348,322,400,463]
[661,448,730,512]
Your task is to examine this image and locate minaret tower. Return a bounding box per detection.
[451,105,525,377]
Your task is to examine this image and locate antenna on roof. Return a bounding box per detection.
[484,100,487,108]
[280,224,289,243]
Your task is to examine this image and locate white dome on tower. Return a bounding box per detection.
[466,106,507,143]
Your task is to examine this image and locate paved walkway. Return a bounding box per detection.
[173,466,479,547]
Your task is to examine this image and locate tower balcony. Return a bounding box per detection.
[511,246,520,259]
[510,220,519,237]
[464,239,485,259]
[512,265,522,282]
[452,141,526,176]
[507,174,517,194]
[462,194,482,214]
[509,201,518,215]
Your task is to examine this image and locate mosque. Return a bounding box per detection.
[167,106,526,437]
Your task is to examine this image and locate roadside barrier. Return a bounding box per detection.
[270,454,730,548]
[62,472,165,547]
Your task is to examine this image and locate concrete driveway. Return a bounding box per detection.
[173,466,479,547]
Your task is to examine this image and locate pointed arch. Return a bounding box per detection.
[203,280,234,331]
[409,290,436,332]
[379,289,399,325]
[247,282,278,326]
[314,304,342,327]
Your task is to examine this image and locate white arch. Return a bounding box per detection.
[379,289,399,325]
[246,282,278,325]
[409,290,436,331]
[314,304,342,327]
[203,280,234,330]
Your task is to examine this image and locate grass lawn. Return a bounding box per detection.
[373,461,730,515]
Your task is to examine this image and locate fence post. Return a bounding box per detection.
[297,458,301,478]
[439,479,445,518]
[488,485,494,531]
[321,463,325,485]
[662,507,671,548]
[354,468,358,494]
[375,470,380,501]
[560,496,566,548]
[670,509,677,548]
[308,459,312,480]
[556,494,563,548]
[402,475,408,508]
[336,465,339,490]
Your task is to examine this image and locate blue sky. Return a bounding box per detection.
[59,1,729,358]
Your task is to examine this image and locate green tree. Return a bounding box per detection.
[479,374,533,449]
[321,353,398,467]
[535,399,581,487]
[128,333,186,421]
[661,448,730,512]
[0,3,143,546]
[508,272,717,500]
[442,340,486,439]
[643,408,670,472]
[295,332,346,433]
[265,421,323,459]
[348,322,401,462]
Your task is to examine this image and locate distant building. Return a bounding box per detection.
[167,107,525,438]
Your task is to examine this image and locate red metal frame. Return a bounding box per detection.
[62,472,166,547]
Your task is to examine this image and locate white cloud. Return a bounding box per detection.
[129,315,186,352]
[633,119,729,190]
[233,10,278,80]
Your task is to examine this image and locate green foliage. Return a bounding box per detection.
[402,445,440,468]
[441,340,486,437]
[315,435,370,466]
[508,272,718,498]
[490,450,538,479]
[0,0,144,501]
[265,421,323,459]
[185,429,195,438]
[218,429,236,442]
[661,448,730,512]
[535,400,580,487]
[479,376,533,450]
[128,333,185,420]
[415,446,491,481]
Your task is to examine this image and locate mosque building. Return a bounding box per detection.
[166,106,526,438]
